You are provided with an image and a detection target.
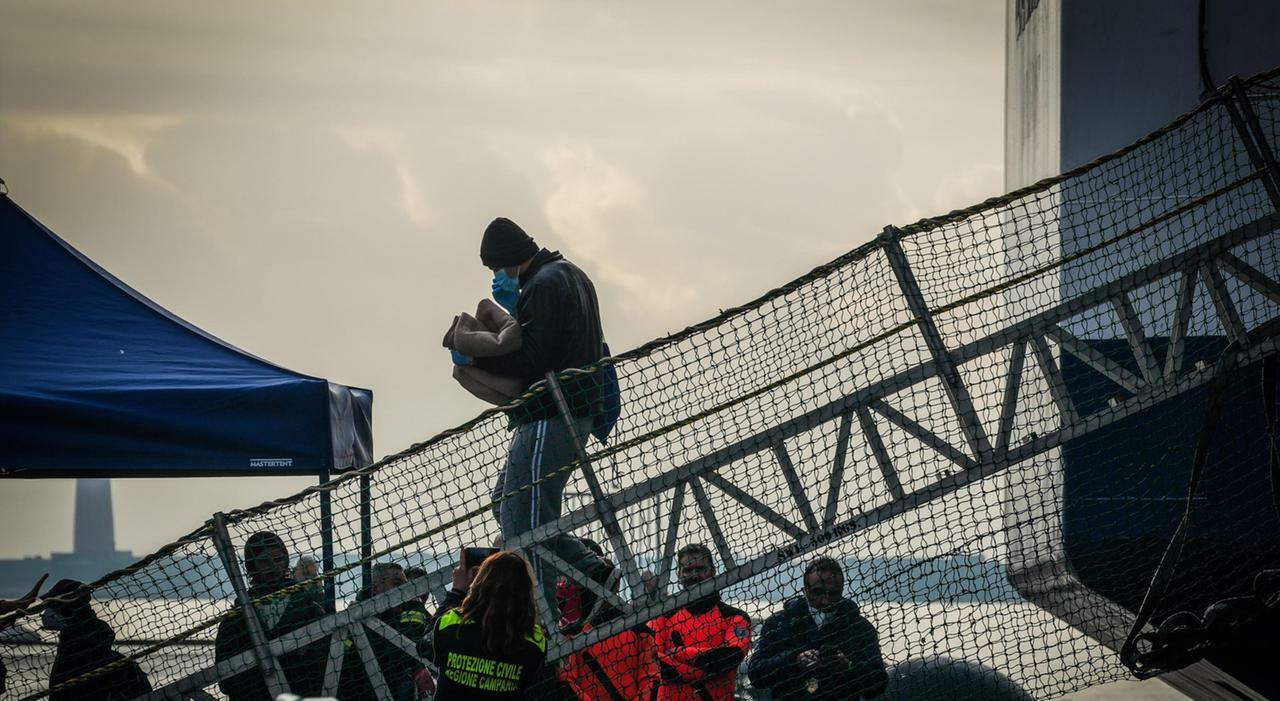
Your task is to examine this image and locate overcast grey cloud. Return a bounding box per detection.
[0,0,1003,558]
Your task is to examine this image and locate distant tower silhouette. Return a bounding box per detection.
[73,479,116,556]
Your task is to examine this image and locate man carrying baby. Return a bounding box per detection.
[454,217,610,615]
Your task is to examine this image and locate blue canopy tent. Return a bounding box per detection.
[0,182,373,599]
[0,189,372,477]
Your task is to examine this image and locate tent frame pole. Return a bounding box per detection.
[316,469,372,606]
[318,469,336,613]
[360,474,373,593]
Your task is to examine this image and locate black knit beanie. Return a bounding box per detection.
[480,217,539,268]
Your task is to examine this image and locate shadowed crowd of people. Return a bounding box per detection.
[202,531,886,701]
[4,537,889,701]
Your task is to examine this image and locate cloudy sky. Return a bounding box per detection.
[0,0,1004,559]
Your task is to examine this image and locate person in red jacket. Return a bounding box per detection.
[650,544,751,701]
[559,564,659,700]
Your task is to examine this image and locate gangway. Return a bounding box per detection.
[6,70,1280,701]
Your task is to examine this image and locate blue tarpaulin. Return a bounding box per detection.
[0,191,372,477]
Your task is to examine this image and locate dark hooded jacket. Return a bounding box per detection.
[747,597,886,700]
[472,249,605,424]
[48,602,151,701]
[214,577,326,701]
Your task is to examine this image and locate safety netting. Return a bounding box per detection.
[3,70,1280,701]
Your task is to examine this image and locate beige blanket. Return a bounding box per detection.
[443,298,525,405]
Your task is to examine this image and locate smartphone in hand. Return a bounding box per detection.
[461,547,498,570]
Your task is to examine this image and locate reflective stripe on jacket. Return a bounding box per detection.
[431,609,547,700]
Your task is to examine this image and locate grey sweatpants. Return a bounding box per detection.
[491,416,600,616]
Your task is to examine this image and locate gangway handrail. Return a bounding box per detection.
[142,328,1280,701]
[140,199,1280,700]
[15,66,1280,701]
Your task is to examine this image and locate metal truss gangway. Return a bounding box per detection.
[136,81,1280,701]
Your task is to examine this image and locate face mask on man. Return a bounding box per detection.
[41,608,67,631]
[492,270,520,313]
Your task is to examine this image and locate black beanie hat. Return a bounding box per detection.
[480,217,539,269]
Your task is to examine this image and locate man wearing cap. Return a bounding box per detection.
[464,217,609,612]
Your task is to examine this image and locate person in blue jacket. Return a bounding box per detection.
[748,557,887,700]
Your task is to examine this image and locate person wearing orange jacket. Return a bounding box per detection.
[650,544,751,701]
[559,564,659,700]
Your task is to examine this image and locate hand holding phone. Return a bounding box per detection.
[462,547,498,570]
[452,547,499,592]
[796,649,822,669]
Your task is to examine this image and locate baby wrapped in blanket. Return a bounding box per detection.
[442,298,525,405]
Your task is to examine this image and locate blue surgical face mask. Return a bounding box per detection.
[41,608,67,631]
[492,270,520,313]
[493,270,519,292]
